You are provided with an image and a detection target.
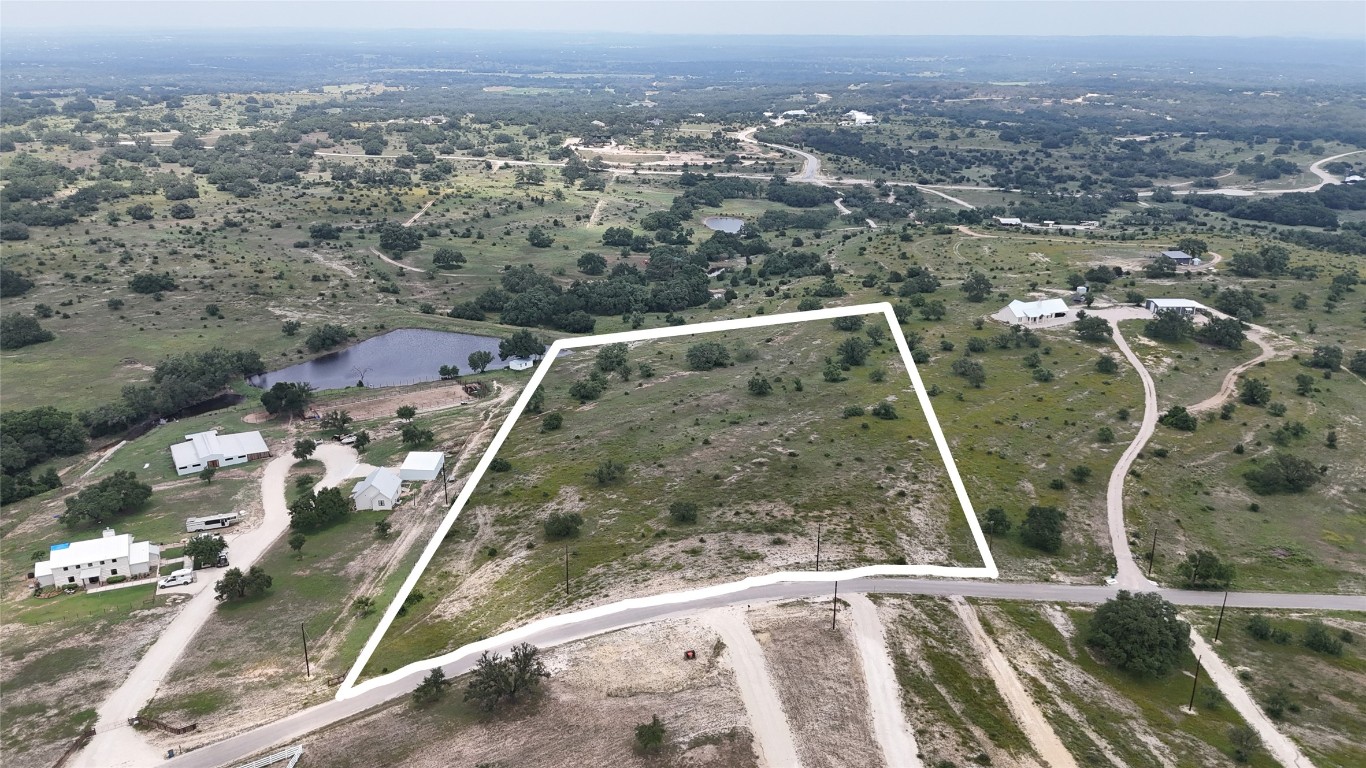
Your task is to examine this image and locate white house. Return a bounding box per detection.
[352,468,402,511]
[1145,298,1206,317]
[507,357,535,371]
[400,451,444,482]
[1005,298,1069,323]
[171,430,270,476]
[34,528,160,588]
[994,217,1023,226]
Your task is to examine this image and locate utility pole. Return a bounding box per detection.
[1147,527,1159,576]
[831,581,839,630]
[815,523,822,571]
[1214,591,1229,642]
[564,545,570,598]
[1186,656,1202,712]
[442,460,448,506]
[301,623,311,679]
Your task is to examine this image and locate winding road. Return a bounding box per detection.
[73,444,362,768]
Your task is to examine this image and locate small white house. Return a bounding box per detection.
[1005,298,1069,323]
[400,451,444,482]
[352,468,402,511]
[34,528,160,588]
[171,430,270,476]
[1145,298,1206,317]
[994,217,1023,226]
[507,357,535,371]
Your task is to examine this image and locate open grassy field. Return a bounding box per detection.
[365,313,983,676]
[982,599,1280,768]
[1186,608,1366,768]
[1125,355,1366,593]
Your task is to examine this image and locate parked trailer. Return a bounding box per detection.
[186,512,243,532]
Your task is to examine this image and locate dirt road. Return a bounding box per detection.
[1187,326,1279,413]
[846,594,922,768]
[706,607,801,768]
[402,199,435,227]
[1188,630,1314,767]
[72,444,361,768]
[1103,319,1159,590]
[950,597,1077,768]
[369,246,426,273]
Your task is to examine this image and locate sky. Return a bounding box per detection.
[2,0,1364,38]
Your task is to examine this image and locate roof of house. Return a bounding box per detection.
[1147,298,1206,309]
[353,467,402,501]
[36,529,147,574]
[171,430,268,466]
[401,451,445,473]
[995,217,1023,225]
[1161,250,1193,260]
[1007,298,1069,318]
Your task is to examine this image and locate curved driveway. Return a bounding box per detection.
[74,444,361,768]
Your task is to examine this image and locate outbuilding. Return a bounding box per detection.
[34,528,160,588]
[352,468,402,511]
[507,357,535,371]
[1160,250,1202,266]
[400,451,445,482]
[1145,298,1206,317]
[171,430,270,476]
[994,217,1023,226]
[1005,298,1069,323]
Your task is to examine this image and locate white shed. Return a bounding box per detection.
[352,468,402,511]
[1145,298,1206,317]
[400,451,445,482]
[507,357,535,371]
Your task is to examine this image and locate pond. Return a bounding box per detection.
[702,216,745,233]
[250,329,513,391]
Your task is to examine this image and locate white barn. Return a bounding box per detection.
[400,452,444,482]
[1145,298,1206,317]
[34,528,160,588]
[171,430,270,476]
[352,468,402,511]
[1005,298,1069,323]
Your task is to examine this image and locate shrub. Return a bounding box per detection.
[747,374,773,396]
[490,458,511,472]
[1303,621,1344,656]
[1020,505,1065,553]
[544,511,584,539]
[871,401,899,420]
[1247,614,1273,640]
[592,459,626,485]
[669,501,699,524]
[686,342,731,370]
[842,405,865,419]
[1085,591,1188,677]
[541,413,563,431]
[1158,405,1198,431]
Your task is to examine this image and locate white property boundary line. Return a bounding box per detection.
[339,302,997,698]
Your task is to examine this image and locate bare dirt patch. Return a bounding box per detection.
[291,618,757,768]
[748,600,881,768]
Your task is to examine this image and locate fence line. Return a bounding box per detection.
[231,745,303,768]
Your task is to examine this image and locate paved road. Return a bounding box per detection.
[165,575,1362,768]
[76,444,361,768]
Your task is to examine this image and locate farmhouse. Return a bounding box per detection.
[353,467,402,511]
[1004,298,1069,323]
[34,528,160,588]
[399,451,445,482]
[1160,249,1202,266]
[171,430,270,476]
[1145,298,1206,317]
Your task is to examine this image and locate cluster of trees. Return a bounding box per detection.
[84,347,265,437]
[0,313,54,349]
[1247,615,1350,657]
[1144,311,1245,350]
[980,505,1066,553]
[261,381,314,418]
[305,323,352,353]
[288,487,355,531]
[214,565,273,601]
[59,471,153,528]
[456,643,548,711]
[1243,452,1322,495]
[185,534,228,569]
[1188,183,1366,228]
[0,405,83,503]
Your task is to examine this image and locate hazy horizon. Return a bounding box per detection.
[3,0,1364,39]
